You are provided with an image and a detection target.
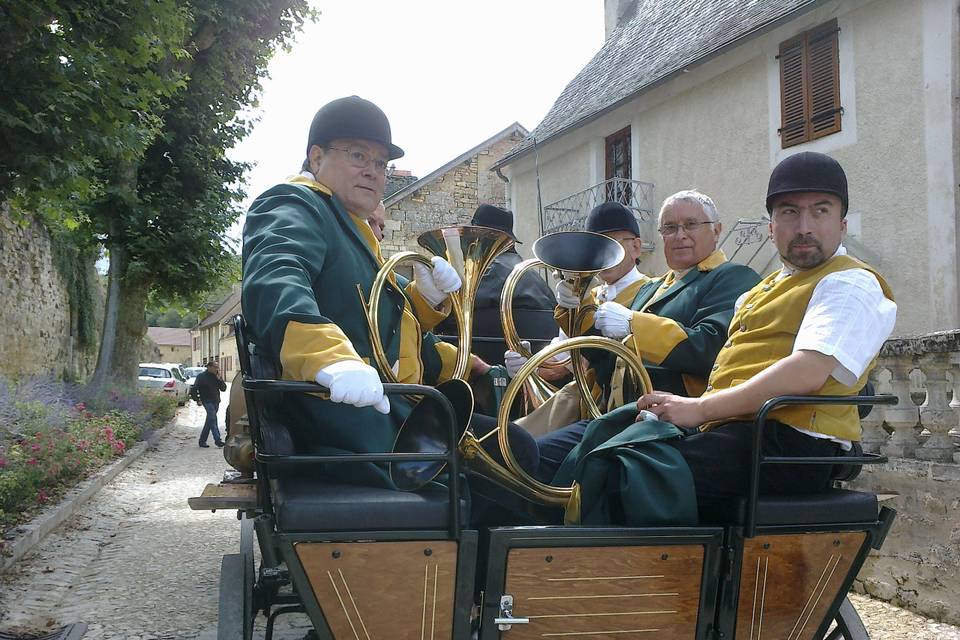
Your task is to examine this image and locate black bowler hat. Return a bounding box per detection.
[471,204,520,242]
[766,151,848,215]
[306,95,404,160]
[585,202,641,237]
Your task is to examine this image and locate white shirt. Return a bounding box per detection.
[734,245,897,447]
[597,267,645,303]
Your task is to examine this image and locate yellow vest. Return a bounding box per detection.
[703,255,893,440]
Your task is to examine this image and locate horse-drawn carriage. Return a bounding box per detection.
[191,227,897,639]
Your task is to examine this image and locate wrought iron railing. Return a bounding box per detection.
[717,217,779,274]
[541,178,656,238]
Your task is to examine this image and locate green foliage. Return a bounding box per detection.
[0,1,191,223]
[49,227,100,350]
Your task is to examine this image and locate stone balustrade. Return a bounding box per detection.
[859,329,960,463]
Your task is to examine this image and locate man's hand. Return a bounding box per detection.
[504,341,531,378]
[413,256,462,307]
[594,301,633,338]
[315,360,390,414]
[555,279,581,309]
[636,391,706,428]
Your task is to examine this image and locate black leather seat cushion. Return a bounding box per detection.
[700,489,878,527]
[270,478,468,532]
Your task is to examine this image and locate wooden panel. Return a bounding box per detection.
[735,531,867,640]
[296,540,458,640]
[779,36,808,148]
[808,21,841,139]
[502,544,705,639]
[187,482,257,510]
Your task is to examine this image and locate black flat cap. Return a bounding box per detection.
[585,202,641,236]
[306,96,404,160]
[766,152,848,215]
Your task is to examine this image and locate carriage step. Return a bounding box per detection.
[0,624,88,640]
[188,482,257,511]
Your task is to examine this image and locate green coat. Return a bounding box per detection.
[241,181,445,486]
[554,403,697,526]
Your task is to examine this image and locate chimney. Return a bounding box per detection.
[604,0,639,40]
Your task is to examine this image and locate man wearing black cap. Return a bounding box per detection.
[435,204,557,365]
[241,96,471,485]
[629,152,898,509]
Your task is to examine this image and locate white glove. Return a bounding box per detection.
[315,360,390,414]
[504,340,531,378]
[594,301,634,339]
[555,279,581,309]
[413,256,462,307]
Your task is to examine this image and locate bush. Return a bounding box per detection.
[0,376,177,538]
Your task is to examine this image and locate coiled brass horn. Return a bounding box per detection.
[530,231,626,419]
[359,225,515,382]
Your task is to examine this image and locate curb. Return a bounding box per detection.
[0,422,170,574]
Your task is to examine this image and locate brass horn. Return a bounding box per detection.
[359,225,515,382]
[531,231,626,419]
[391,337,653,512]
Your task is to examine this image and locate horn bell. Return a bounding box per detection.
[390,378,474,491]
[532,231,625,275]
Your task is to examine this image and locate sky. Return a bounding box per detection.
[226,0,605,242]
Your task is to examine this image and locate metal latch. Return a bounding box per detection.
[494,594,530,631]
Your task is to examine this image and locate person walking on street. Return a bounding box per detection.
[192,361,227,448]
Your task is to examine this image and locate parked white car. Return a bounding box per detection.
[138,362,189,405]
[183,366,205,397]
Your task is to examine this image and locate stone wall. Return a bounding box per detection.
[0,207,99,380]
[849,461,960,625]
[382,133,523,255]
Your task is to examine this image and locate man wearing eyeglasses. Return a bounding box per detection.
[532,193,759,480]
[241,96,474,486]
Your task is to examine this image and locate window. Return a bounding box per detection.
[778,19,841,148]
[604,126,632,203]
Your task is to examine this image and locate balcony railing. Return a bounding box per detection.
[541,178,656,245]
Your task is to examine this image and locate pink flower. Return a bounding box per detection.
[37,490,48,504]
[75,402,86,411]
[0,457,7,468]
[31,443,41,453]
[27,458,38,466]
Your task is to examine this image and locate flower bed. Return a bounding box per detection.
[0,377,177,548]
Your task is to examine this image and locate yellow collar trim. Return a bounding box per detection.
[287,175,332,196]
[697,248,728,272]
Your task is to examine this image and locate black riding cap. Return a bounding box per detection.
[766,151,848,215]
[585,202,641,237]
[471,204,519,242]
[306,95,404,160]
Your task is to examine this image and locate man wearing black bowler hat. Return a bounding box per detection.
[435,204,557,365]
[241,96,540,489]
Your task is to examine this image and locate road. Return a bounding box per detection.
[0,401,958,639]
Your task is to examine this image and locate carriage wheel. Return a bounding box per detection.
[822,597,869,640]
[218,515,256,639]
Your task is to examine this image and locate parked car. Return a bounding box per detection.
[138,362,189,406]
[183,366,206,397]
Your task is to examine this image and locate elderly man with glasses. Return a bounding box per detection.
[533,191,760,484]
[241,96,478,486]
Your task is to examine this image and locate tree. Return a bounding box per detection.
[0,2,190,223]
[89,0,317,388]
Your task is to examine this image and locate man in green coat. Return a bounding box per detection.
[535,191,760,483]
[242,96,538,487]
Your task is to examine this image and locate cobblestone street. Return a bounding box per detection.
[0,400,958,639]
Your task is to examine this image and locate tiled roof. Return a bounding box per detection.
[146,326,192,346]
[197,286,241,329]
[493,0,820,169]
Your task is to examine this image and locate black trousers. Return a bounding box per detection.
[667,420,841,509]
[535,418,842,510]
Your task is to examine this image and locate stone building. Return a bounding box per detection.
[381,123,528,256]
[492,0,960,338]
[190,286,240,379]
[146,327,192,366]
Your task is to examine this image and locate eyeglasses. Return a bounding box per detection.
[658,220,716,236]
[326,146,389,174]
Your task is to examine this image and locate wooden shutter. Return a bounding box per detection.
[778,19,841,148]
